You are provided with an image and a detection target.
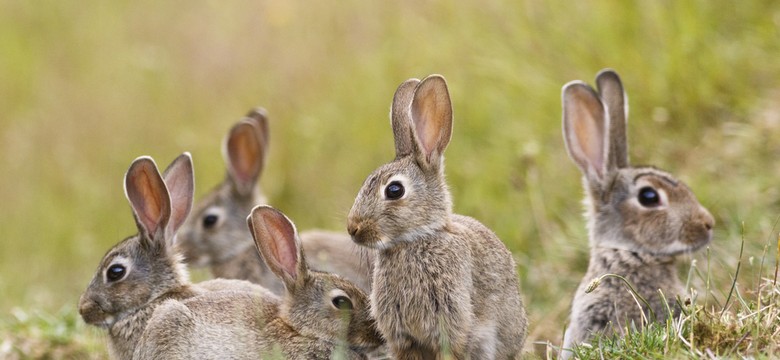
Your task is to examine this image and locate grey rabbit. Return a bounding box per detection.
[348,75,528,359]
[133,205,383,360]
[177,108,373,293]
[78,153,269,360]
[559,69,714,357]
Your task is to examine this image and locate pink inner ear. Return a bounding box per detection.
[269,223,298,280]
[127,162,169,237]
[573,106,606,174]
[228,124,261,183]
[162,156,194,233]
[411,78,452,161]
[261,210,299,280]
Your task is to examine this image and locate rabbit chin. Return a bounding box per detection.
[597,236,711,257]
[353,233,394,250]
[84,313,114,329]
[657,237,712,256]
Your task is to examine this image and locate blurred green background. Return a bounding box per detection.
[2,0,780,351]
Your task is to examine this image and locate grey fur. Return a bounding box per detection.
[177,108,373,293]
[347,75,528,359]
[560,70,715,357]
[134,206,383,359]
[78,153,268,360]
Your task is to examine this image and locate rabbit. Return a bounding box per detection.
[559,69,715,356]
[177,107,373,293]
[133,205,384,360]
[347,75,528,359]
[78,153,270,360]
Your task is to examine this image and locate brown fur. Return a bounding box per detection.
[177,108,373,293]
[560,69,714,357]
[348,75,528,359]
[134,206,383,359]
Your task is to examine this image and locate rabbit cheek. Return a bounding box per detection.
[621,205,675,253]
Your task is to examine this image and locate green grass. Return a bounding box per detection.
[1,0,780,358]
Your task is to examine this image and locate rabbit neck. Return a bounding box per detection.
[587,247,681,297]
[583,248,685,324]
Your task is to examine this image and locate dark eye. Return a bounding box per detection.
[106,264,126,282]
[332,296,353,310]
[203,214,219,229]
[638,187,661,207]
[384,181,405,200]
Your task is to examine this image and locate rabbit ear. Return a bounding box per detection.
[245,107,270,152]
[223,120,266,197]
[247,206,308,291]
[562,81,610,183]
[161,152,194,240]
[409,74,453,170]
[391,78,421,159]
[596,69,629,169]
[124,156,171,246]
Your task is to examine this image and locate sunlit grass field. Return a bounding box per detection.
[2,0,780,358]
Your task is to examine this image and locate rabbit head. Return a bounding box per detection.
[247,206,383,352]
[348,75,455,250]
[79,153,194,328]
[562,69,714,255]
[178,108,269,267]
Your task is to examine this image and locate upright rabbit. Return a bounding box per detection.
[347,75,528,359]
[560,69,714,355]
[134,205,383,360]
[78,153,268,360]
[177,108,372,293]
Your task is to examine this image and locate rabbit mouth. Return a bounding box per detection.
[79,303,114,328]
[351,232,389,249]
[348,223,386,249]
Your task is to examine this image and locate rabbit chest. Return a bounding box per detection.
[574,249,684,335]
[371,232,474,350]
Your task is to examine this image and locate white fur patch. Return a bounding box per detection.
[471,321,497,358]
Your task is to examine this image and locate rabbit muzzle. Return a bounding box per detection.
[680,206,715,250]
[347,218,386,249]
[78,293,113,328]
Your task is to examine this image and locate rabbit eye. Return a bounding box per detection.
[638,187,661,207]
[332,296,353,310]
[203,214,219,229]
[106,264,126,282]
[384,181,405,200]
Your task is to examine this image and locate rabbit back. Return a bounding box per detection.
[134,290,280,360]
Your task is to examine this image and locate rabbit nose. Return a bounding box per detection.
[698,206,715,231]
[78,296,96,317]
[348,223,360,237]
[704,221,713,231]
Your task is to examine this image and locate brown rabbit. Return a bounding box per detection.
[177,108,372,293]
[134,205,383,360]
[347,75,528,359]
[560,69,714,357]
[78,153,268,360]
